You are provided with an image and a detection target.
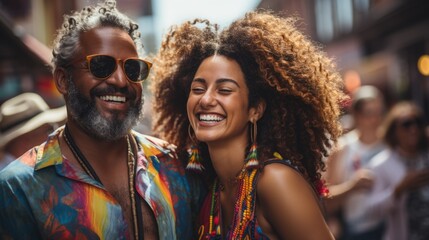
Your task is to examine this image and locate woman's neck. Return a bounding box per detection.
[397,145,419,159]
[208,140,248,189]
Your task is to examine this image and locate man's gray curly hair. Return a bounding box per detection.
[51,0,144,72]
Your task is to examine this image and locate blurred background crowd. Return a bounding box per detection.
[0,0,429,239]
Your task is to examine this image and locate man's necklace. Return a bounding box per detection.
[63,125,143,240]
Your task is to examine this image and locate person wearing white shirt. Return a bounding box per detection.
[364,101,429,240]
[325,86,386,240]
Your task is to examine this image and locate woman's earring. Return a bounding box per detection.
[186,125,204,172]
[244,119,259,169]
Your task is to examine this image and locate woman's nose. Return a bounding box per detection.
[200,91,216,108]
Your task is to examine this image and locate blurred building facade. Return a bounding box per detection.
[259,0,429,119]
[1,0,428,119]
[0,4,52,106]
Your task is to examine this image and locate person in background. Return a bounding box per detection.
[0,92,66,170]
[364,101,429,240]
[151,11,345,239]
[0,0,201,239]
[324,85,386,240]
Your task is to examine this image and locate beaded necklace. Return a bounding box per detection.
[63,125,143,240]
[206,167,259,239]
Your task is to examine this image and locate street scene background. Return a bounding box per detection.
[1,0,428,134]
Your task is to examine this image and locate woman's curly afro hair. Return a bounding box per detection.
[151,11,346,191]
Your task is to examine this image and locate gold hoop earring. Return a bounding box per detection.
[250,118,257,144]
[188,124,197,144]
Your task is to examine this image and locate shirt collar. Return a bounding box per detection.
[34,127,64,170]
[34,128,174,171]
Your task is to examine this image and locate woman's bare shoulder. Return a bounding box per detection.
[256,162,334,240]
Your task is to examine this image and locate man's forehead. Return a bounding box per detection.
[78,27,138,56]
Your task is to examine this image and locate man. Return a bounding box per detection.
[0,92,66,170]
[0,1,201,239]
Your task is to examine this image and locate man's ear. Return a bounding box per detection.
[249,99,267,121]
[54,68,68,94]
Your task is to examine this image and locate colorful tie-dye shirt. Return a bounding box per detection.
[0,128,202,239]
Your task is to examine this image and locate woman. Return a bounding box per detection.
[364,101,429,240]
[151,11,345,239]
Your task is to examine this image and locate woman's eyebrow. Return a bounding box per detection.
[216,78,240,88]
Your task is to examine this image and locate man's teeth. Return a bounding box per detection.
[199,114,224,122]
[100,95,126,103]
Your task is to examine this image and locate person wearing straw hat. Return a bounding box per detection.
[0,1,202,239]
[0,92,67,170]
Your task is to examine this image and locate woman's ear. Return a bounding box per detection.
[250,99,267,121]
[54,68,68,94]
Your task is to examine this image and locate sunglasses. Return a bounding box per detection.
[397,117,423,129]
[84,54,152,83]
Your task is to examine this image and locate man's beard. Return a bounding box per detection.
[66,79,144,141]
